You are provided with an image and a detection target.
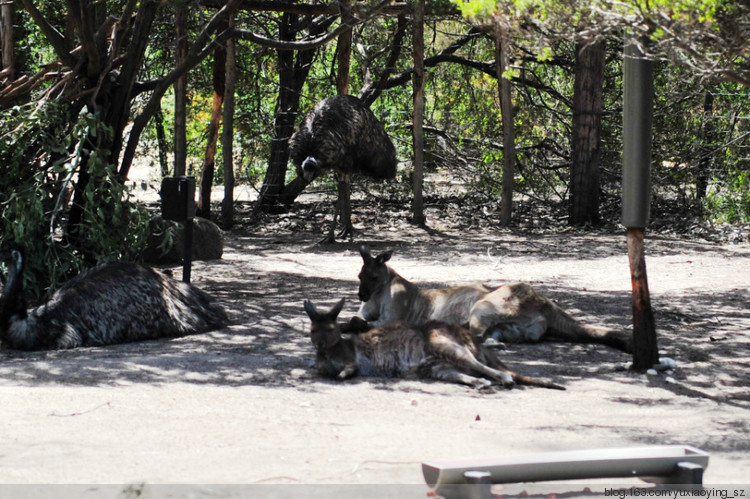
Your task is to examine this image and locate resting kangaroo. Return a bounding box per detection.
[356,245,632,353]
[303,299,564,390]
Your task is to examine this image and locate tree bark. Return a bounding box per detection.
[627,228,659,370]
[197,21,228,219]
[336,0,352,95]
[1,1,13,80]
[174,1,188,177]
[496,19,514,226]
[569,37,606,226]
[221,15,236,229]
[411,0,425,226]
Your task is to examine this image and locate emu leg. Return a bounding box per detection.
[337,172,353,240]
[323,171,353,243]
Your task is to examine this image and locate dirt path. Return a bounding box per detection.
[1,221,749,497]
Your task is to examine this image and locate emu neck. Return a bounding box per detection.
[0,253,27,332]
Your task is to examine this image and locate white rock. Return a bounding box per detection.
[659,357,678,369]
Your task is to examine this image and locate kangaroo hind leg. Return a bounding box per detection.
[426,333,515,387]
[418,360,492,389]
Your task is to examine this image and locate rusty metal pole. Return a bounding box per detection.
[623,39,659,370]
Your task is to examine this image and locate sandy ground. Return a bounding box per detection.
[1,203,749,498]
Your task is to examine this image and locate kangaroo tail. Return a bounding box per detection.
[512,373,566,390]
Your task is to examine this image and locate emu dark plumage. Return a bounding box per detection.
[289,95,398,242]
[0,249,228,350]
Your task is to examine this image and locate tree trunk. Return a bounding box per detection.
[155,102,170,177]
[1,1,13,80]
[696,90,715,201]
[174,1,188,177]
[627,228,659,370]
[411,0,426,226]
[569,37,606,226]
[197,23,228,219]
[496,20,514,226]
[336,0,352,95]
[257,13,323,211]
[221,16,236,229]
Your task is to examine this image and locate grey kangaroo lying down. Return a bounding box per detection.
[356,245,632,353]
[303,299,565,390]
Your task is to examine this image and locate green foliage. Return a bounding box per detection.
[0,101,151,301]
[706,168,750,223]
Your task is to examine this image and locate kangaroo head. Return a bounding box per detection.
[357,244,392,302]
[303,298,345,351]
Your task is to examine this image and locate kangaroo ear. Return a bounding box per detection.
[375,250,392,265]
[359,244,372,262]
[303,300,321,321]
[328,298,345,319]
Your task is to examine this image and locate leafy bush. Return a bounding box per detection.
[0,101,151,301]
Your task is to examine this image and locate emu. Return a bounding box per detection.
[356,245,632,353]
[0,248,228,350]
[303,299,564,390]
[289,95,398,243]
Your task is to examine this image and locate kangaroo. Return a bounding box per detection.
[303,299,565,390]
[356,245,632,353]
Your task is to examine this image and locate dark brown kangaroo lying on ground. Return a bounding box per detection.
[356,245,632,353]
[303,299,564,390]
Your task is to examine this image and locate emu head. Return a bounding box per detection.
[357,244,392,303]
[303,298,345,352]
[298,156,320,183]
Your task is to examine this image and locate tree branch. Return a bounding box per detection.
[119,0,243,177]
[230,0,394,51]
[18,0,78,68]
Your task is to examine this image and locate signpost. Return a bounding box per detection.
[622,40,659,370]
[161,176,196,284]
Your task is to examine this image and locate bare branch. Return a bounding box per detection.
[231,0,394,50]
[18,0,77,68]
[119,0,243,177]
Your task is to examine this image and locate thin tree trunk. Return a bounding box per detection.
[569,37,606,226]
[411,0,426,226]
[221,16,236,229]
[336,0,352,95]
[627,228,659,370]
[496,19,514,226]
[197,23,228,219]
[174,1,188,177]
[1,1,13,80]
[696,90,715,201]
[155,101,170,177]
[333,0,354,238]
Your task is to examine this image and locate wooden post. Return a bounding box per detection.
[411,0,426,226]
[623,39,659,370]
